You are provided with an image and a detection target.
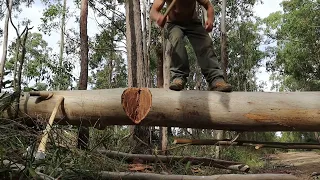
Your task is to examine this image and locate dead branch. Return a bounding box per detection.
[173,138,320,149]
[97,150,250,172]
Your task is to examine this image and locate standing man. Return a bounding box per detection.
[150,0,232,92]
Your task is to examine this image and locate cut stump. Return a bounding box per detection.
[121,88,152,124]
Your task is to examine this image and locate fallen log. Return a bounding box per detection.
[2,88,320,131]
[97,150,249,172]
[99,171,299,180]
[174,138,320,149]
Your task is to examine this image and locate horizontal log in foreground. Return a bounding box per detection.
[3,88,320,131]
[174,138,320,149]
[99,171,299,180]
[98,150,249,172]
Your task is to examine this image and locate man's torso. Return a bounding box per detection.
[165,0,199,23]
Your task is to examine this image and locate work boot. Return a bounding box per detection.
[169,78,186,91]
[208,78,232,92]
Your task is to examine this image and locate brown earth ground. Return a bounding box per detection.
[258,151,320,180]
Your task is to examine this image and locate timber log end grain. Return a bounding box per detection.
[121,88,152,124]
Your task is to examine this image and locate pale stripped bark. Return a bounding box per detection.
[57,0,67,91]
[6,89,320,131]
[202,4,225,159]
[0,0,13,92]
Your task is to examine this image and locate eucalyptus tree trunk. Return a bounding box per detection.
[0,0,13,92]
[202,2,226,159]
[57,0,67,91]
[126,0,151,154]
[77,0,89,150]
[220,0,227,81]
[16,28,30,96]
[14,26,31,118]
[215,0,228,159]
[160,24,173,154]
[142,0,149,87]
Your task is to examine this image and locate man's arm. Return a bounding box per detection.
[150,0,166,22]
[198,0,215,32]
[198,0,214,22]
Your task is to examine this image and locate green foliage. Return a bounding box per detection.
[209,0,265,92]
[222,147,265,169]
[88,0,127,89]
[279,132,318,144]
[89,27,127,89]
[4,32,75,91]
[38,0,69,36]
[38,4,63,35]
[264,0,320,91]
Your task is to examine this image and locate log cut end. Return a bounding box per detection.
[121,88,152,124]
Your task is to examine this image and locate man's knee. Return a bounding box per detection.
[168,30,184,47]
[197,37,214,56]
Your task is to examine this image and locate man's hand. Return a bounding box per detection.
[156,15,167,28]
[150,0,166,28]
[199,1,215,32]
[205,18,213,32]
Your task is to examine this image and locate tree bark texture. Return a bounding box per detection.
[125,0,137,88]
[78,0,89,150]
[156,45,164,88]
[5,88,320,131]
[160,33,172,154]
[14,27,30,118]
[126,0,151,154]
[133,0,148,88]
[79,0,89,90]
[98,150,250,172]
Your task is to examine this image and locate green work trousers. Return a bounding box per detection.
[165,20,224,84]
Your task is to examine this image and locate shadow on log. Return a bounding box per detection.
[174,138,320,149]
[97,150,250,172]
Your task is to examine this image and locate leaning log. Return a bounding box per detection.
[2,88,320,131]
[98,150,249,172]
[174,138,320,149]
[99,171,299,180]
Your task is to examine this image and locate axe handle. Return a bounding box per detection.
[163,0,177,18]
[37,96,64,154]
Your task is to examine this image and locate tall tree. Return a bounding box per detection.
[264,0,320,91]
[5,32,59,91]
[0,0,12,92]
[57,0,67,90]
[77,0,89,150]
[220,0,227,81]
[126,0,151,154]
